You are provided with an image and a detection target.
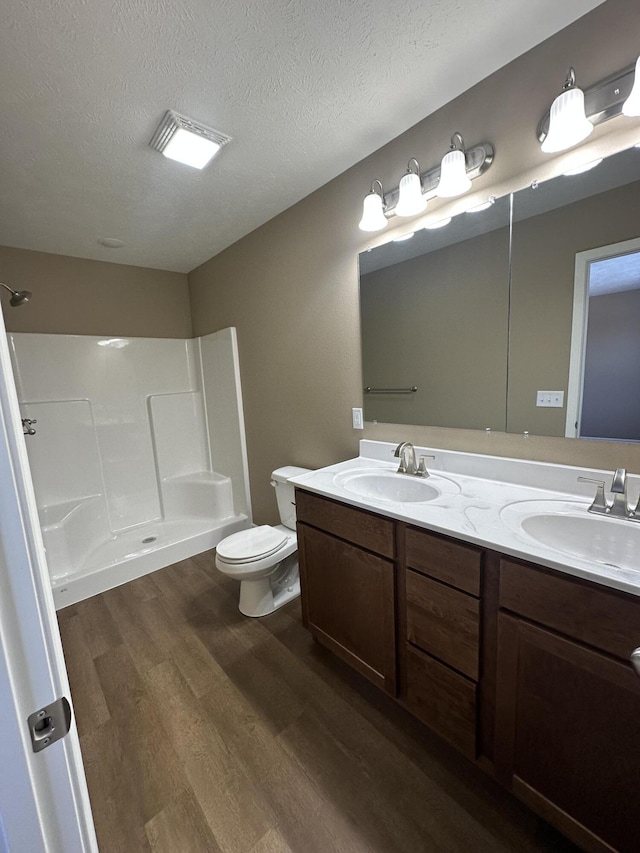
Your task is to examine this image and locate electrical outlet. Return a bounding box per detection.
[352,407,364,429]
[536,391,565,408]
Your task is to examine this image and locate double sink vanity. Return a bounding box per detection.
[291,440,640,853]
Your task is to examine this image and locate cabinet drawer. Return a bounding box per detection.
[500,558,640,661]
[406,570,480,679]
[405,645,477,759]
[405,527,481,595]
[295,489,394,558]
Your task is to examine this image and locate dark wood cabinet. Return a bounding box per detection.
[402,526,483,758]
[296,492,397,695]
[296,487,640,852]
[496,559,640,853]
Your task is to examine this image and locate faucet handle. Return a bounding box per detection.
[611,467,627,494]
[416,455,435,477]
[577,476,609,512]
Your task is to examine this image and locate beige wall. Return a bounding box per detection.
[188,0,640,524]
[1,246,191,338]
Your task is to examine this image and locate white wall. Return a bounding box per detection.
[8,330,250,532]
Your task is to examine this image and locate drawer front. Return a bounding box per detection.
[405,645,477,758]
[405,527,481,595]
[500,558,640,661]
[295,489,394,558]
[406,570,480,679]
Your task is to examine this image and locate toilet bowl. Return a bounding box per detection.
[215,466,310,616]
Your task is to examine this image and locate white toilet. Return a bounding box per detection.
[215,466,311,617]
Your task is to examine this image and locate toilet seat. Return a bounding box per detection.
[216,525,289,563]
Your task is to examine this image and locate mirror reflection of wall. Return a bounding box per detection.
[359,196,511,429]
[508,148,640,438]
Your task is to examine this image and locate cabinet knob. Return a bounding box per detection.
[631,648,640,677]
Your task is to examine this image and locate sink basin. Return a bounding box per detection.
[333,468,460,504]
[500,499,640,571]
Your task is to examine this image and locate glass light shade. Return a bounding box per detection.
[358,191,388,231]
[162,128,221,169]
[541,87,593,153]
[395,172,427,216]
[622,56,640,117]
[436,149,471,198]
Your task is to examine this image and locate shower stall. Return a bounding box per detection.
[8,327,252,608]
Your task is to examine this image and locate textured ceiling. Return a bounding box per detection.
[0,0,604,273]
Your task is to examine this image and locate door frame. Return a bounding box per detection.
[565,234,640,437]
[0,309,97,852]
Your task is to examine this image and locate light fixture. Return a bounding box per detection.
[623,56,640,116]
[562,158,603,176]
[540,68,593,154]
[395,159,427,216]
[393,232,415,242]
[358,180,388,232]
[436,133,472,198]
[538,59,640,151]
[149,110,232,170]
[357,140,493,230]
[425,217,452,229]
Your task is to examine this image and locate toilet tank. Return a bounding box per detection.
[271,466,311,530]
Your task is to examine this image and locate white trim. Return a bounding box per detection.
[228,327,253,522]
[565,235,640,438]
[0,307,97,852]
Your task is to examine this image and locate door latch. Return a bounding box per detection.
[27,697,72,753]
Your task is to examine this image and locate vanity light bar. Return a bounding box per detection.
[384,142,494,213]
[538,62,637,147]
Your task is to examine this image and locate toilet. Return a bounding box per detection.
[215,466,311,617]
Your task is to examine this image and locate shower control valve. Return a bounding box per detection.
[21,417,37,436]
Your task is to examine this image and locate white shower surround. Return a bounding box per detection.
[8,328,252,608]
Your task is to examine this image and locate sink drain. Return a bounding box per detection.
[142,536,157,544]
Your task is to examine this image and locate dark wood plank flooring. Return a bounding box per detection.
[58,552,578,853]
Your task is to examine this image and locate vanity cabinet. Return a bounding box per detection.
[495,558,640,853]
[296,487,640,852]
[295,490,397,695]
[403,527,483,758]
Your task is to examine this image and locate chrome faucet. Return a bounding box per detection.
[578,467,640,521]
[393,442,434,478]
[610,467,629,517]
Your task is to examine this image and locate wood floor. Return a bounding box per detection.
[57,552,579,853]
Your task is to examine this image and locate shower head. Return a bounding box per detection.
[0,282,32,307]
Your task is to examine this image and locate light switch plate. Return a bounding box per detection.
[536,391,565,408]
[352,407,364,429]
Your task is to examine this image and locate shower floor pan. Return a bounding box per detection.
[48,514,249,609]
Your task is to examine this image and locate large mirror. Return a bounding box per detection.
[508,146,640,439]
[359,196,511,429]
[358,145,640,440]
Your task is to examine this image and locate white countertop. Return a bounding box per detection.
[290,440,640,598]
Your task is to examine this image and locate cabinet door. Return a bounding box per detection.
[298,524,396,695]
[495,612,640,853]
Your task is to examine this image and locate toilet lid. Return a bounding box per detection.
[216,525,289,563]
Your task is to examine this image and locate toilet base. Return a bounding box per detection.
[238,555,300,617]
